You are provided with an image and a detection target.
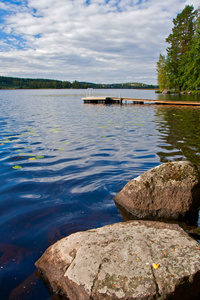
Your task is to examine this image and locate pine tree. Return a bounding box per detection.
[157,5,198,91]
[179,11,200,90]
[192,13,200,89]
[166,5,196,90]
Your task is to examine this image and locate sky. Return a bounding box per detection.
[0,0,199,84]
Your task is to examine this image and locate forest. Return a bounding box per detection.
[157,5,200,92]
[0,76,157,90]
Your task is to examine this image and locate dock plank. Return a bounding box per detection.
[82,97,200,106]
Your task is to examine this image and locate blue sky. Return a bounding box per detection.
[0,0,199,84]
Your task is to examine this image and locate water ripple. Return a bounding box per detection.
[0,90,200,299]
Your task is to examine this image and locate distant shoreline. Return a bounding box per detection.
[0,87,158,91]
[0,75,158,90]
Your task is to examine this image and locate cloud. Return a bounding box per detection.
[0,0,199,84]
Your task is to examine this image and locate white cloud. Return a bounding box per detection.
[0,0,199,84]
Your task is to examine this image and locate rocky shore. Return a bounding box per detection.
[35,161,200,299]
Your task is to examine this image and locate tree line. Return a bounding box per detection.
[157,5,200,91]
[0,76,158,90]
[0,76,73,89]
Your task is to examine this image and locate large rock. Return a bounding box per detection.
[114,161,200,221]
[162,89,170,94]
[35,221,200,300]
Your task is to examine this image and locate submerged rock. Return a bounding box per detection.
[114,161,200,222]
[35,221,200,299]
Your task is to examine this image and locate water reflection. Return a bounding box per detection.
[156,92,200,102]
[155,106,200,166]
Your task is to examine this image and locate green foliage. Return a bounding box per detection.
[157,5,200,91]
[157,54,169,90]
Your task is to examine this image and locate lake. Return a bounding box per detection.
[0,89,200,299]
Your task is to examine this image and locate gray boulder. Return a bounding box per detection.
[162,89,170,94]
[114,161,200,221]
[35,221,200,299]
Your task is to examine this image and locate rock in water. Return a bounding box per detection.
[35,221,200,300]
[114,161,200,221]
[162,89,170,94]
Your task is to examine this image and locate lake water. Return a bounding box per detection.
[0,89,200,299]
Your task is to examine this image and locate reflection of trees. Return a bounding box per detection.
[156,93,200,102]
[154,106,200,166]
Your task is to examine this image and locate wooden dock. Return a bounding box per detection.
[82,97,123,104]
[82,97,200,106]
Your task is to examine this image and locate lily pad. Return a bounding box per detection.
[12,165,22,170]
[4,140,12,143]
[35,156,44,159]
[27,128,35,133]
[50,129,62,133]
[29,157,36,161]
